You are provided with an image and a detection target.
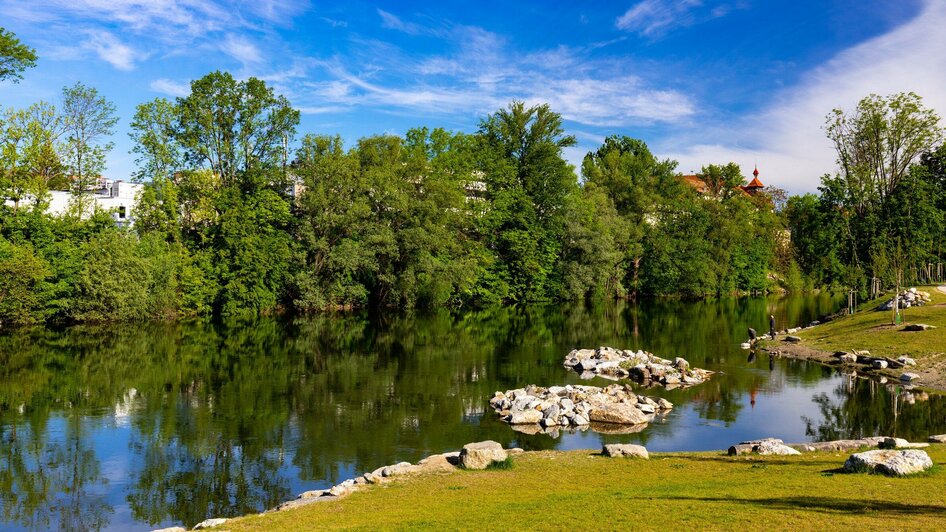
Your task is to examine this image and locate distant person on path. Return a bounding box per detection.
[769,315,776,338]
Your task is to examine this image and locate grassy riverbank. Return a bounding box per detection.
[227,446,946,530]
[789,285,946,389]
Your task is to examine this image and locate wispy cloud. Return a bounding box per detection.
[377,8,425,35]
[221,34,263,64]
[616,0,737,37]
[664,0,946,192]
[84,31,144,70]
[149,78,190,97]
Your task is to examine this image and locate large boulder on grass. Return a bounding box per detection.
[843,449,933,476]
[459,441,508,470]
[602,444,649,459]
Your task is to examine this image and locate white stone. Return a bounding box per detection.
[459,441,508,470]
[508,410,543,425]
[843,449,933,476]
[193,518,228,530]
[589,404,649,425]
[602,444,649,459]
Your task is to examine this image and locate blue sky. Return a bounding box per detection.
[1,0,943,193]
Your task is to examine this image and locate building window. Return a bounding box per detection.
[118,206,126,219]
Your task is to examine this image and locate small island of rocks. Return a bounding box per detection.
[564,346,712,388]
[489,383,673,436]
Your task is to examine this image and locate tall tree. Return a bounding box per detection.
[825,92,942,214]
[477,101,577,300]
[0,27,37,83]
[60,83,118,213]
[176,71,299,187]
[130,98,182,182]
[581,136,679,296]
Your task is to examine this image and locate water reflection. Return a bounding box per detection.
[1,294,944,530]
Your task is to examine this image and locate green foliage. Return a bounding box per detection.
[0,237,50,324]
[801,92,945,291]
[15,72,933,323]
[0,27,37,83]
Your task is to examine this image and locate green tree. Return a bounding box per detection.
[0,28,37,83]
[477,101,577,300]
[129,98,182,183]
[60,83,118,213]
[176,71,299,186]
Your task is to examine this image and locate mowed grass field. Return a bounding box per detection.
[227,446,946,531]
[796,285,946,380]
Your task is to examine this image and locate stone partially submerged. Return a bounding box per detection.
[489,384,672,434]
[563,347,712,388]
[843,449,933,476]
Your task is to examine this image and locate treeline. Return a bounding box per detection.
[0,72,789,324]
[787,93,946,291]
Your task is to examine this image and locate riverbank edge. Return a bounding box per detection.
[185,441,946,531]
[761,285,946,393]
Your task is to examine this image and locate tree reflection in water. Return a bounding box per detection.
[2,294,943,530]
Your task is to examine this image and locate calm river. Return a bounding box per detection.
[2,294,945,530]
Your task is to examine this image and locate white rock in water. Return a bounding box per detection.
[872,359,888,369]
[900,373,920,382]
[589,404,649,425]
[843,449,933,476]
[602,444,649,459]
[929,434,946,443]
[193,518,228,530]
[508,410,543,425]
[459,441,508,470]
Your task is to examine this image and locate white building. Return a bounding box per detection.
[16,178,144,227]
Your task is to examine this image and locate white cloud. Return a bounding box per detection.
[84,31,144,70]
[616,0,736,37]
[664,0,946,193]
[221,34,263,64]
[149,78,190,97]
[377,8,424,35]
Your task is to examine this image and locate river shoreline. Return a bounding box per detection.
[196,441,946,531]
[762,285,946,393]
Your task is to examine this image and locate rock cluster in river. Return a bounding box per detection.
[563,347,712,388]
[489,383,673,434]
[877,287,932,310]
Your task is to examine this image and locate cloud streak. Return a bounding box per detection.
[664,0,946,193]
[616,0,739,37]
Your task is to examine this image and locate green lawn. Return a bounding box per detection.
[795,285,946,375]
[227,446,946,530]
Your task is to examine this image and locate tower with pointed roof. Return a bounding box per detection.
[742,165,765,195]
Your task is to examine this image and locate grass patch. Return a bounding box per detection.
[797,285,946,374]
[225,447,946,531]
[484,457,514,470]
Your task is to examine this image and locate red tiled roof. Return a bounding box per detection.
[745,176,764,188]
[679,174,708,194]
